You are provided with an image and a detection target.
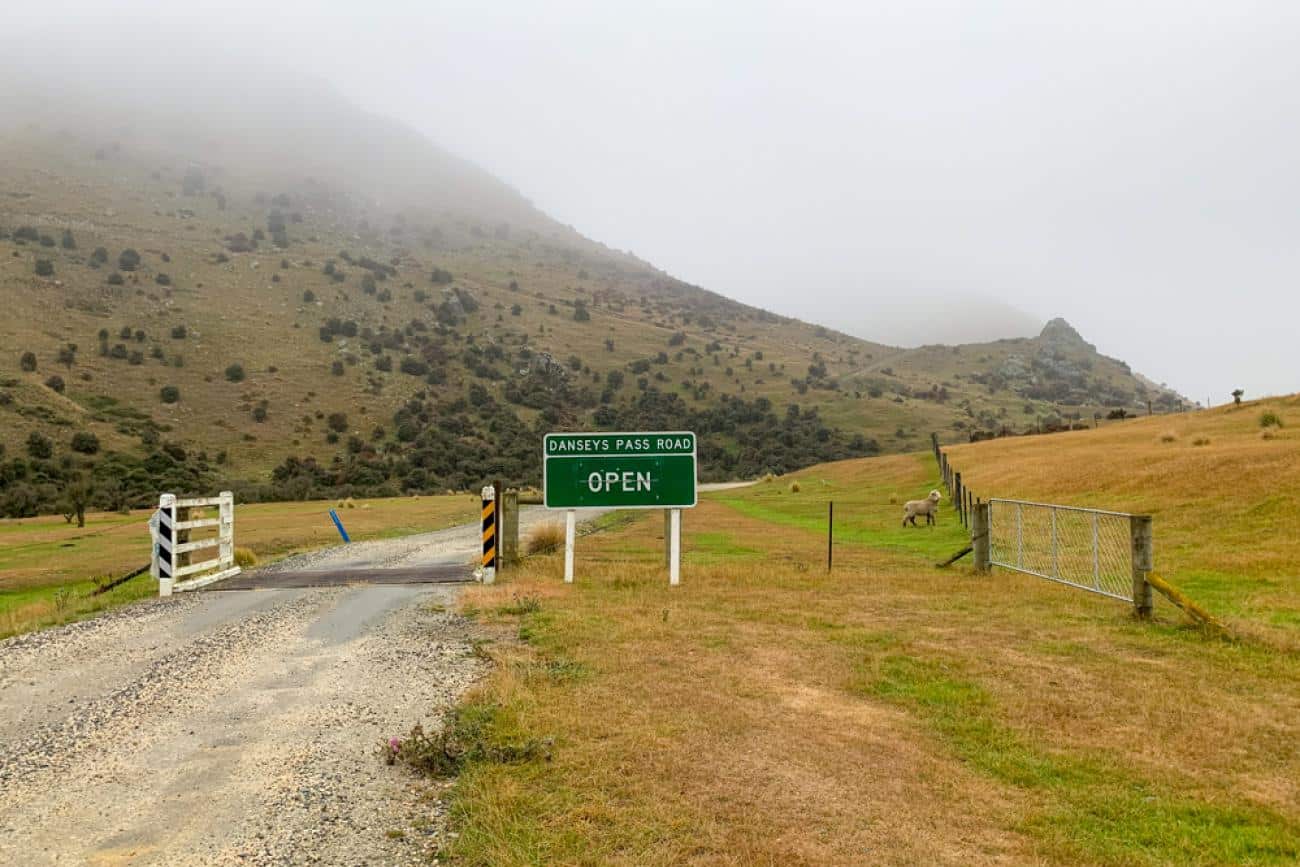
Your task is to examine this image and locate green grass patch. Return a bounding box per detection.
[856,654,1300,865]
[0,572,156,639]
[685,531,762,564]
[715,491,965,561]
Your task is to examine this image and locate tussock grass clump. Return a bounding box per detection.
[525,523,565,555]
[788,480,801,493]
[1261,411,1284,429]
[759,472,777,483]
[233,546,258,569]
[496,594,542,617]
[1159,431,1178,443]
[1192,436,1212,447]
[382,702,551,777]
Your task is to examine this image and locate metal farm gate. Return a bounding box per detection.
[987,498,1153,613]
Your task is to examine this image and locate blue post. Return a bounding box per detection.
[329,509,351,543]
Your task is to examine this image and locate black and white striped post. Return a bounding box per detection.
[153,492,177,596]
[481,485,497,584]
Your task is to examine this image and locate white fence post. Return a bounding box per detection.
[157,493,176,597]
[669,508,681,586]
[219,491,234,570]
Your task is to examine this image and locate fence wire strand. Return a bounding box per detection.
[989,499,1134,602]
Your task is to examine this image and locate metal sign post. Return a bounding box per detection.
[543,431,697,584]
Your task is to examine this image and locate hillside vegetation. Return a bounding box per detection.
[0,74,1184,517]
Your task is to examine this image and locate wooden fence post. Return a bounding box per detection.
[501,489,519,569]
[1131,515,1154,618]
[954,472,964,527]
[972,502,990,572]
[827,501,834,572]
[493,478,503,571]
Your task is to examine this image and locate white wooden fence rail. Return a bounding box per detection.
[151,491,240,595]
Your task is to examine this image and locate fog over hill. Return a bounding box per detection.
[0,29,1193,517]
[829,295,1042,348]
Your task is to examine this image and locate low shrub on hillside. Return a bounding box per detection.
[70,431,99,454]
[1260,411,1284,429]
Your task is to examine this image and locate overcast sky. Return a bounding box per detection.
[12,1,1300,404]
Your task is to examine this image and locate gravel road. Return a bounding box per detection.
[0,484,751,864]
[1,577,484,863]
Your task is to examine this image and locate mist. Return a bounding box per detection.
[8,0,1300,404]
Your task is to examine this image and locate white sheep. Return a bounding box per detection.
[902,490,943,527]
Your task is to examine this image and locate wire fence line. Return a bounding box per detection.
[932,436,1154,616]
[988,499,1138,602]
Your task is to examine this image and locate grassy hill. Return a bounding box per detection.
[0,75,1186,516]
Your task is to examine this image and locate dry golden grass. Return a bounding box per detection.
[524,522,566,556]
[448,471,1300,865]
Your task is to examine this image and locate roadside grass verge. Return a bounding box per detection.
[0,493,474,638]
[443,484,1300,864]
[0,573,156,639]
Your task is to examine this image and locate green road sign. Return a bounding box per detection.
[543,431,697,509]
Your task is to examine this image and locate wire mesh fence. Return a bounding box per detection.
[988,498,1136,602]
